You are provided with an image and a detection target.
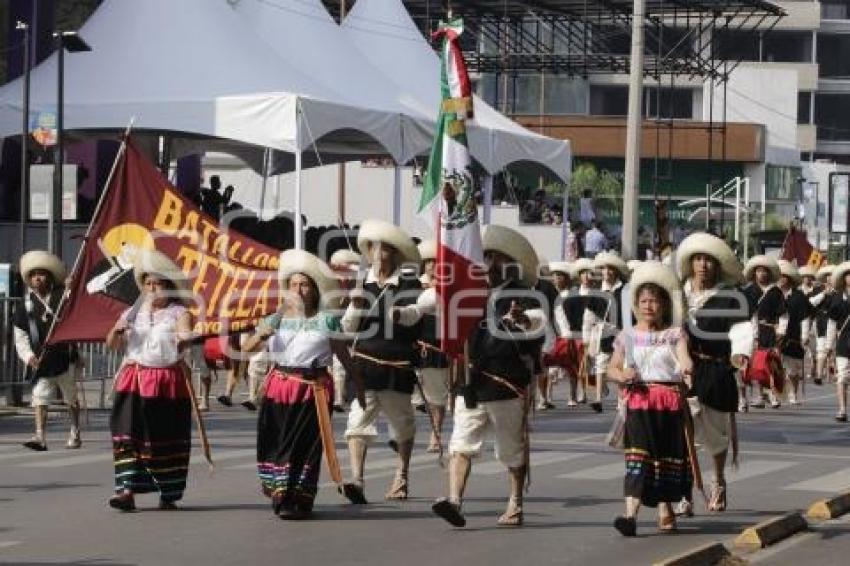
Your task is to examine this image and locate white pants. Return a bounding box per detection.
[31,369,78,408]
[836,356,850,386]
[332,356,346,406]
[418,368,449,407]
[345,390,416,443]
[449,396,526,468]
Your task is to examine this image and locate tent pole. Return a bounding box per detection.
[392,165,401,225]
[295,107,304,250]
[482,174,493,225]
[561,182,569,260]
[259,147,270,217]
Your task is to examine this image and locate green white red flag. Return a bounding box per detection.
[418,18,487,357]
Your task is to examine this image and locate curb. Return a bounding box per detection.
[652,542,733,566]
[733,512,807,549]
[806,491,850,521]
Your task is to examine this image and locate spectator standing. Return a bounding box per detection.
[585,221,608,258]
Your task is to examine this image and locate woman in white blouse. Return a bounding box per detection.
[105,249,194,512]
[244,249,358,520]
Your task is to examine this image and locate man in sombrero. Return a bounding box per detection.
[14,250,82,451]
[811,264,837,385]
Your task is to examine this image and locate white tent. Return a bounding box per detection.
[0,0,417,161]
[340,0,572,181]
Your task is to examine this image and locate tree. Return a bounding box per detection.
[545,162,623,221]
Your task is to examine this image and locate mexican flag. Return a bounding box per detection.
[418,18,487,358]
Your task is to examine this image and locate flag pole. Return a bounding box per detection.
[39,118,136,352]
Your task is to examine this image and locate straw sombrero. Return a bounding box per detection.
[777,260,801,285]
[482,225,539,287]
[418,239,437,263]
[743,255,781,283]
[629,261,685,327]
[570,258,595,280]
[593,251,629,280]
[817,264,835,282]
[132,248,190,292]
[831,261,850,291]
[19,250,66,286]
[279,249,341,309]
[329,249,361,269]
[549,261,571,276]
[676,232,740,286]
[357,220,420,264]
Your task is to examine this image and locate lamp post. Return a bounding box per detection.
[50,30,91,258]
[16,21,31,259]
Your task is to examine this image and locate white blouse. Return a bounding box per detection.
[265,312,340,369]
[121,303,188,368]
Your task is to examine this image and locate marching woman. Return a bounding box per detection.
[106,249,194,511]
[827,262,850,422]
[741,255,787,409]
[243,249,358,519]
[542,261,572,408]
[676,233,752,514]
[777,260,812,405]
[608,262,693,536]
[812,264,836,385]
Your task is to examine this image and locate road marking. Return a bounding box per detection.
[0,541,22,549]
[725,460,798,482]
[473,451,590,476]
[556,461,623,481]
[224,452,436,472]
[784,469,850,493]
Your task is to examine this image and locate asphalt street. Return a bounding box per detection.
[1,382,849,565]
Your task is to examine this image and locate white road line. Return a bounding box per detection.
[473,451,591,476]
[0,541,22,549]
[784,469,850,493]
[556,461,624,481]
[724,460,798,482]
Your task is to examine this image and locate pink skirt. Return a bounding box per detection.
[114,364,190,400]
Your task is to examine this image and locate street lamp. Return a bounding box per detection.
[50,30,91,258]
[16,21,31,260]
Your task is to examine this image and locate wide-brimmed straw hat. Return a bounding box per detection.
[629,261,684,327]
[676,232,740,286]
[817,264,835,282]
[570,258,595,280]
[329,249,361,269]
[743,255,781,283]
[798,265,816,279]
[19,250,66,286]
[593,251,629,281]
[831,261,850,291]
[549,261,571,276]
[482,225,539,287]
[357,219,420,265]
[279,249,341,309]
[777,260,801,285]
[626,259,642,273]
[418,239,437,263]
[132,248,190,292]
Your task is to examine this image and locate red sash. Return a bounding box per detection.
[743,348,785,393]
[544,338,585,377]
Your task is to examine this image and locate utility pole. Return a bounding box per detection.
[622,0,646,259]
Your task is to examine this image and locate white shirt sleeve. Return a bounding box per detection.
[827,319,838,351]
[13,326,35,364]
[729,320,755,359]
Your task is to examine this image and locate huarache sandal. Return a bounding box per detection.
[497,497,523,527]
[240,400,257,411]
[66,435,82,449]
[108,491,136,512]
[590,402,603,413]
[658,506,677,533]
[674,499,694,517]
[432,498,466,527]
[341,482,368,505]
[426,441,442,454]
[613,516,637,537]
[216,395,233,407]
[836,412,848,423]
[708,481,727,512]
[23,437,47,451]
[384,474,409,500]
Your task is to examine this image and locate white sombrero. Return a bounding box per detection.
[626,259,642,273]
[777,260,801,285]
[593,251,629,280]
[798,265,816,279]
[482,225,539,287]
[549,261,571,276]
[19,250,66,286]
[329,249,361,269]
[132,248,190,292]
[817,264,835,282]
[418,239,437,263]
[676,232,740,286]
[570,258,595,280]
[279,249,341,309]
[629,261,685,327]
[743,254,781,283]
[831,261,850,291]
[357,219,420,264]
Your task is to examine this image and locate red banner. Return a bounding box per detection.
[50,139,281,343]
[781,226,826,269]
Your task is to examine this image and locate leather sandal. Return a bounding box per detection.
[432,498,466,527]
[497,497,523,526]
[708,480,727,512]
[341,482,368,505]
[23,437,47,452]
[613,515,637,537]
[384,474,409,500]
[108,491,136,512]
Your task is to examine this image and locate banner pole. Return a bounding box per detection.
[39,118,136,351]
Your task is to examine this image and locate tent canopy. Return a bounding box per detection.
[0,0,571,181]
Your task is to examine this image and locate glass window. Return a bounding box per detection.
[798,92,812,125]
[762,31,812,63]
[816,93,850,141]
[818,35,850,78]
[543,75,588,114]
[822,1,850,19]
[646,88,694,119]
[589,85,628,116]
[714,29,759,62]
